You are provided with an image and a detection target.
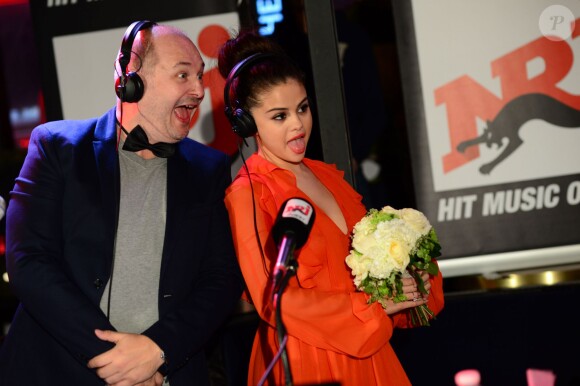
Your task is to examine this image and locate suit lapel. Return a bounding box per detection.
[162,143,191,276]
[93,108,120,246]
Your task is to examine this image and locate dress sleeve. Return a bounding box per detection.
[225,179,393,359]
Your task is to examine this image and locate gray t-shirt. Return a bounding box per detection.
[100,147,167,334]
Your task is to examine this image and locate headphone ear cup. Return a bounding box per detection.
[116,71,144,103]
[231,108,258,138]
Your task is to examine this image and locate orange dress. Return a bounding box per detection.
[224,155,444,386]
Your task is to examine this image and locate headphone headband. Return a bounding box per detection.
[223,53,275,138]
[223,53,275,113]
[118,20,156,75]
[116,20,156,103]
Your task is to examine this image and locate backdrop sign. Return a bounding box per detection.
[28,0,243,158]
[393,0,580,266]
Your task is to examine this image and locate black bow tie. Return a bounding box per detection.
[120,124,176,158]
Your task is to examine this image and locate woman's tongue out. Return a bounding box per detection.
[288,136,306,154]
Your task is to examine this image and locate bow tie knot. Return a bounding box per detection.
[120,125,176,158]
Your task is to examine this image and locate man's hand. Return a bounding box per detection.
[87,330,165,386]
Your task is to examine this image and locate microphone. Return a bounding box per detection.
[0,195,5,221]
[271,197,316,295]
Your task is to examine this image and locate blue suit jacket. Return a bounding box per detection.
[0,108,243,385]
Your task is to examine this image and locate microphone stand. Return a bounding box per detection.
[271,237,298,386]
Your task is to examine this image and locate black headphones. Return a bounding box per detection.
[224,52,275,138]
[115,20,157,103]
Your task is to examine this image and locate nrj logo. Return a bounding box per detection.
[282,199,314,225]
[435,17,580,175]
[285,205,312,216]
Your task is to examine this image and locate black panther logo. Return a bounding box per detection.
[456,93,580,174]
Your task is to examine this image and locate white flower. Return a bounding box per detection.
[345,205,441,327]
[348,217,416,280]
[346,206,430,286]
[352,215,374,237]
[345,251,371,287]
[400,208,431,236]
[380,206,400,216]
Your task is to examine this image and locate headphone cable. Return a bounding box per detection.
[238,140,269,277]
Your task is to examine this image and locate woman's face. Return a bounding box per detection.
[251,79,312,169]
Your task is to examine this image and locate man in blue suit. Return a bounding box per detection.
[0,21,243,385]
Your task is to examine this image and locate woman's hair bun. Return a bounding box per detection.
[217,29,286,79]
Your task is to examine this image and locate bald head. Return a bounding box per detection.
[114,24,195,85]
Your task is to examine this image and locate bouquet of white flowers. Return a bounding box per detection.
[345,206,441,326]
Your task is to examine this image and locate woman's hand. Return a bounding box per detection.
[383,270,431,316]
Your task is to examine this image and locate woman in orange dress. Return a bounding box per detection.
[218,31,444,386]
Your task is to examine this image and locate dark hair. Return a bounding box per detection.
[218,30,306,112]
